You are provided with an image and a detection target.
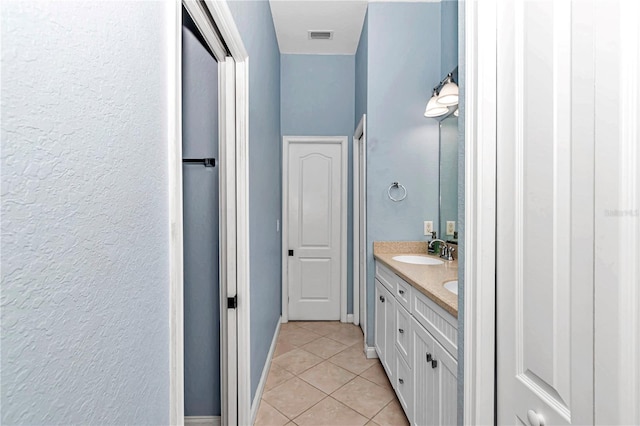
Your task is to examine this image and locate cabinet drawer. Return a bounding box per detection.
[375,262,398,294]
[396,350,413,422]
[395,303,412,367]
[411,290,458,359]
[396,279,412,311]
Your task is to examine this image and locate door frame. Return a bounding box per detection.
[353,115,367,339]
[462,0,497,424]
[169,1,251,425]
[281,136,349,323]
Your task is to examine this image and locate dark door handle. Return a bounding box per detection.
[398,328,404,334]
[288,249,294,256]
[426,352,432,362]
[431,359,438,369]
[379,295,385,302]
[399,378,404,384]
[399,289,405,295]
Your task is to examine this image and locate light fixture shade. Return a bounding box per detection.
[438,80,459,106]
[424,94,448,117]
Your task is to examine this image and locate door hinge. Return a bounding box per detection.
[228,295,237,309]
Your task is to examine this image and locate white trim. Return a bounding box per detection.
[202,3,251,424]
[353,114,367,342]
[203,0,249,61]
[250,318,282,425]
[235,58,251,426]
[364,345,378,359]
[169,1,184,424]
[281,136,349,323]
[463,0,497,425]
[182,0,227,61]
[346,314,354,323]
[184,416,221,426]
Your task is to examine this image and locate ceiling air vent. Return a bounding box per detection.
[308,31,333,40]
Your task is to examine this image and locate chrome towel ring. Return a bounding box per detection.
[388,182,407,202]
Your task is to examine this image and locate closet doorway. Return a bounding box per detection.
[169,2,251,425]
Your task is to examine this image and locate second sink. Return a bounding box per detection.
[392,255,444,265]
[443,280,458,295]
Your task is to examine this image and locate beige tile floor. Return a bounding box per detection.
[255,321,409,426]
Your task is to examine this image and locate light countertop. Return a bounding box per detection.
[373,241,458,317]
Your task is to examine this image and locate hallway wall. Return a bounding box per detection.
[227,0,283,402]
[281,54,356,314]
[364,2,442,346]
[1,2,170,424]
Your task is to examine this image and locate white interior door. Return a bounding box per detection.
[496,1,594,425]
[285,136,346,321]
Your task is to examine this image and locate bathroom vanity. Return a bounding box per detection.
[373,242,458,425]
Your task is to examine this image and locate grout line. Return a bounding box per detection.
[290,395,331,423]
[257,399,292,423]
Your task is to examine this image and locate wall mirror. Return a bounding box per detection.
[439,111,458,242]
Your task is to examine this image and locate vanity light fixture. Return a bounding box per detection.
[437,74,459,106]
[424,89,449,118]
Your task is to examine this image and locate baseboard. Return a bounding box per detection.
[249,316,282,425]
[364,345,379,359]
[347,314,354,323]
[184,416,221,426]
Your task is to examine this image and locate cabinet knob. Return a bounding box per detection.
[399,378,404,384]
[426,352,432,362]
[526,410,545,426]
[398,328,404,334]
[431,359,438,368]
[399,289,405,295]
[379,295,385,303]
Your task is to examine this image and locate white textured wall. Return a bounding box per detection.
[1,2,170,424]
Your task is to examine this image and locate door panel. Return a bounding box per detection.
[497,1,594,424]
[434,341,457,426]
[287,139,343,320]
[412,318,436,426]
[375,280,386,360]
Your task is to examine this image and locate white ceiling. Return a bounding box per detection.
[269,0,368,55]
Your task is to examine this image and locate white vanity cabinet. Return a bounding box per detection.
[374,262,458,425]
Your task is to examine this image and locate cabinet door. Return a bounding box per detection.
[374,280,386,362]
[412,318,437,426]
[383,285,396,385]
[433,341,457,425]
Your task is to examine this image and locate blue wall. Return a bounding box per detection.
[227,0,282,401]
[441,0,459,76]
[281,54,356,313]
[355,12,368,126]
[364,2,442,345]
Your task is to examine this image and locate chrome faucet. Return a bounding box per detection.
[428,239,455,261]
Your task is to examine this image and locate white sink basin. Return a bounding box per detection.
[443,280,458,295]
[392,255,444,265]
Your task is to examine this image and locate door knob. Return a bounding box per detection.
[379,295,385,302]
[399,328,404,333]
[426,352,432,362]
[431,359,438,368]
[527,410,545,426]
